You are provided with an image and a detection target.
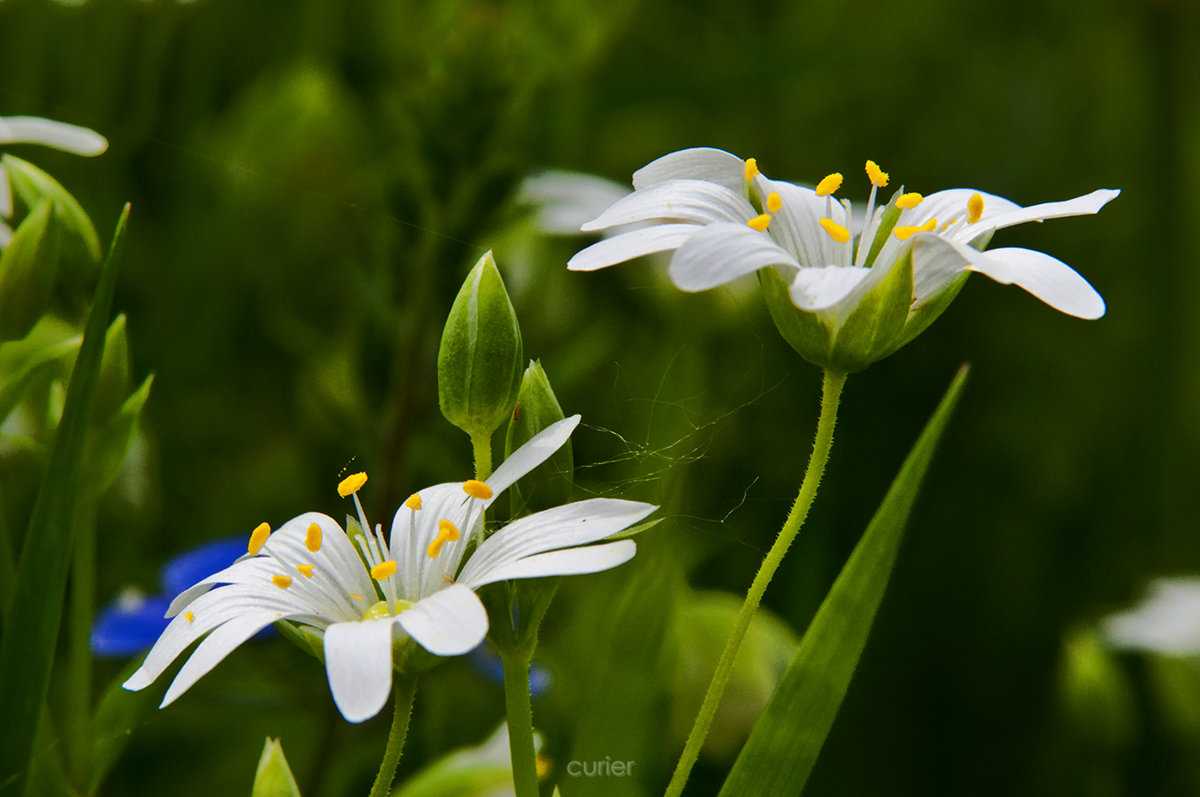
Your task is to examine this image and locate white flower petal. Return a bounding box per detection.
[568,224,697,272]
[899,188,1020,230]
[668,222,799,292]
[632,147,745,192]
[580,179,755,232]
[1104,579,1200,655]
[787,266,872,312]
[394,482,480,599]
[757,178,848,268]
[159,610,284,708]
[0,116,108,155]
[969,189,1120,236]
[467,539,636,588]
[486,415,580,498]
[519,171,631,234]
[324,618,397,722]
[969,246,1105,319]
[397,584,489,657]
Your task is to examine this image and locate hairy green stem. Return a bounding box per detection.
[472,431,493,482]
[501,648,540,797]
[665,369,847,797]
[368,677,417,797]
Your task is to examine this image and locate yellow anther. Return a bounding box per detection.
[405,493,422,511]
[896,192,923,209]
[894,218,939,240]
[536,754,551,778]
[248,522,271,556]
[337,471,368,498]
[184,612,195,623]
[865,160,889,188]
[297,564,314,578]
[747,214,772,231]
[371,560,398,580]
[815,172,843,197]
[427,536,448,559]
[272,575,292,589]
[967,192,985,224]
[766,192,783,213]
[349,593,364,600]
[819,218,851,243]
[463,480,494,500]
[744,158,760,181]
[305,523,322,552]
[439,519,461,541]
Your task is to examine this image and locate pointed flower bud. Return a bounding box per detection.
[438,251,524,439]
[505,360,573,514]
[251,738,301,797]
[0,199,59,343]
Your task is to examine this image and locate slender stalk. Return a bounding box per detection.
[368,677,417,797]
[472,431,493,482]
[67,504,97,789]
[664,369,847,797]
[500,648,540,797]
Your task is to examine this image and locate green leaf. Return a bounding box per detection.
[84,373,154,497]
[0,332,80,429]
[2,154,101,264]
[251,738,302,797]
[0,205,129,797]
[719,364,970,797]
[0,200,60,343]
[87,657,158,797]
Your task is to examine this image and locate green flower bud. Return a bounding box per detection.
[504,360,572,515]
[438,251,524,439]
[2,154,102,264]
[84,373,153,497]
[94,314,130,422]
[251,738,302,797]
[0,200,59,343]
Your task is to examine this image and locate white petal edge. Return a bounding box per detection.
[1102,579,1200,655]
[0,116,108,155]
[397,583,489,657]
[632,147,745,192]
[970,189,1120,236]
[580,179,755,232]
[519,171,631,234]
[668,222,799,292]
[970,246,1105,319]
[158,610,284,707]
[486,415,580,498]
[466,539,636,588]
[324,618,397,722]
[568,224,697,271]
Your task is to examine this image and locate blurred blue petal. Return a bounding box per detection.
[91,590,172,657]
[161,536,247,595]
[467,643,553,698]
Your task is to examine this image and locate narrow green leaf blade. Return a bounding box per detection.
[719,364,970,797]
[0,205,130,796]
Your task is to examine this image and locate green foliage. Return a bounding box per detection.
[0,200,59,343]
[251,738,302,797]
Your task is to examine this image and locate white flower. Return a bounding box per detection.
[568,147,1117,324]
[1102,578,1200,656]
[124,416,655,722]
[1,114,108,247]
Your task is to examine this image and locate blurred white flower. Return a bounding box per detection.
[1103,578,1200,656]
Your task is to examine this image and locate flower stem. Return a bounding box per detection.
[472,431,493,481]
[500,648,540,797]
[368,677,417,797]
[664,369,847,797]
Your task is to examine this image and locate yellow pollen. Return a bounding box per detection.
[747,213,772,231]
[894,218,939,240]
[744,158,759,181]
[819,218,851,243]
[297,564,314,578]
[349,593,364,600]
[405,493,422,511]
[272,575,292,589]
[967,192,985,224]
[337,471,368,498]
[815,172,843,197]
[371,560,398,580]
[463,479,494,500]
[248,522,270,555]
[184,612,194,623]
[865,160,889,188]
[305,523,322,552]
[766,192,783,213]
[896,192,923,209]
[439,519,461,541]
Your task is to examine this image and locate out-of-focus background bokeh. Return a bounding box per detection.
[3,0,1199,794]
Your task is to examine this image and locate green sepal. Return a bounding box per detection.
[274,619,326,663]
[2,154,101,264]
[84,373,154,497]
[504,360,572,516]
[759,267,834,367]
[438,251,524,440]
[88,656,160,796]
[0,200,60,343]
[881,270,970,358]
[828,247,914,372]
[719,365,969,797]
[251,738,302,797]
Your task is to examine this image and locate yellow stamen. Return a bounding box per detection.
[896,192,923,209]
[427,537,448,559]
[248,522,270,556]
[349,593,364,600]
[463,479,493,500]
[371,560,398,580]
[305,523,322,552]
[427,519,462,559]
[967,192,985,224]
[815,172,843,197]
[297,564,314,578]
[766,192,783,213]
[819,218,851,243]
[865,160,889,188]
[744,157,759,181]
[747,213,771,231]
[405,493,422,511]
[439,519,461,541]
[337,471,368,497]
[184,612,194,623]
[894,218,939,240]
[272,575,292,589]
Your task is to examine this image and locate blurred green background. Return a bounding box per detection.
[3,0,1199,794]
